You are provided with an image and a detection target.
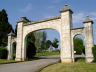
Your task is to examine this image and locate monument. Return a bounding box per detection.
[7,4,94,63]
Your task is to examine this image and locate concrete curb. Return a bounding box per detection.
[33,60,60,72]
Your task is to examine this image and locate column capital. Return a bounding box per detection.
[59,4,73,14]
[83,15,94,24]
[8,30,15,36]
[17,16,27,23]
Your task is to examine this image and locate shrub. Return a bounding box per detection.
[92,46,96,62]
[0,47,8,59]
[26,41,36,59]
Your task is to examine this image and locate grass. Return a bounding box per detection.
[0,59,15,63]
[35,51,60,57]
[41,58,96,72]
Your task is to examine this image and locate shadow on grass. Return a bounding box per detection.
[25,57,40,61]
[75,57,85,62]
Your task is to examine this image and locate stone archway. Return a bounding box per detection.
[7,4,94,63]
[7,31,17,60]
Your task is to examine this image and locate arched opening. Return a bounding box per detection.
[24,29,60,60]
[12,42,16,59]
[73,34,85,62]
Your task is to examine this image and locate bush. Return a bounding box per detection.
[26,41,36,59]
[0,47,8,59]
[92,46,96,62]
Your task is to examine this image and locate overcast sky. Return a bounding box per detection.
[0,0,96,49]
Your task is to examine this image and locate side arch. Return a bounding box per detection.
[71,27,85,62]
[11,38,17,59]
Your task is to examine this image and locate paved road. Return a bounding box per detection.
[0,55,85,72]
[0,55,60,72]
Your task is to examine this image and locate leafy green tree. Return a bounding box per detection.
[46,40,52,49]
[52,38,59,49]
[0,9,14,46]
[34,31,43,50]
[74,37,84,54]
[50,47,53,51]
[41,31,47,50]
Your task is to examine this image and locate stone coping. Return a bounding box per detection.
[23,15,61,26]
[71,27,84,30]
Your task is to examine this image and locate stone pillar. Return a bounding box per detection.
[60,4,73,63]
[71,36,75,63]
[83,16,94,62]
[15,17,27,61]
[7,31,15,60]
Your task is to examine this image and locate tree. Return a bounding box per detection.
[50,47,53,51]
[26,40,36,58]
[46,40,52,49]
[74,37,84,54]
[41,31,47,50]
[52,38,59,49]
[0,9,14,46]
[34,31,43,50]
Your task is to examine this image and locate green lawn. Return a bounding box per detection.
[0,59,15,63]
[41,58,96,72]
[35,51,60,57]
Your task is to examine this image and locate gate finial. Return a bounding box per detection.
[65,4,68,6]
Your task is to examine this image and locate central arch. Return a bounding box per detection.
[22,18,61,60]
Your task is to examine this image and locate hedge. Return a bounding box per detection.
[0,47,8,59]
[92,46,96,62]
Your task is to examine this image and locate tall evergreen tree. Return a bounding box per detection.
[0,9,14,46]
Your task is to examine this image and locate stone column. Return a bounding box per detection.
[15,17,27,61]
[60,4,73,63]
[7,31,15,60]
[83,16,94,62]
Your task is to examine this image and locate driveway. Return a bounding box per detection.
[0,55,85,72]
[0,55,60,72]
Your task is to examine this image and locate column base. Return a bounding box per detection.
[61,58,73,63]
[86,57,94,63]
[15,58,22,61]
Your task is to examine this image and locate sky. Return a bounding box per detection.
[0,0,96,49]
